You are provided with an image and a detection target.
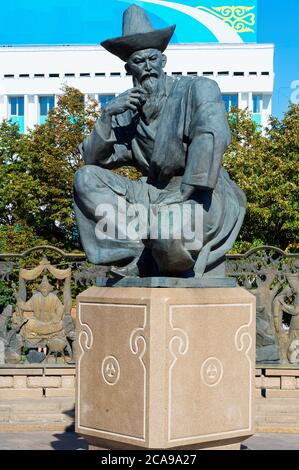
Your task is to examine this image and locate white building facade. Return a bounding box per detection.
[0,42,274,133]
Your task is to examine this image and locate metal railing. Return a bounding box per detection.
[0,245,298,366]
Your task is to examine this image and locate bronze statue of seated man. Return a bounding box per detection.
[74,5,246,279]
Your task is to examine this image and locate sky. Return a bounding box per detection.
[258,0,299,118]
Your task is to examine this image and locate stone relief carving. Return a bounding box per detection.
[273,273,299,364]
[0,256,76,364]
[0,304,25,364]
[227,247,299,364]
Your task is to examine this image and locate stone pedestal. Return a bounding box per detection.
[76,287,255,450]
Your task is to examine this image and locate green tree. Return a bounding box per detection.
[0,121,22,226]
[0,86,100,252]
[224,105,299,252]
[0,280,15,311]
[0,91,298,255]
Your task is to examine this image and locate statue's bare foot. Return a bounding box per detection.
[110,258,139,277]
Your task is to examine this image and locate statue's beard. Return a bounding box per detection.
[133,74,166,123]
[141,75,160,93]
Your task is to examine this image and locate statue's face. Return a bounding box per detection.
[39,285,50,297]
[126,48,166,92]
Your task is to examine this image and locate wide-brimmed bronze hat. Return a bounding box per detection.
[101,4,176,62]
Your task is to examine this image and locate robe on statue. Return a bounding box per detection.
[74,76,246,277]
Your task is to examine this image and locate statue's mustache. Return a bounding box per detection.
[141,72,158,82]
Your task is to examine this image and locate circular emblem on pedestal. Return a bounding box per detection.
[101,356,120,386]
[201,357,223,387]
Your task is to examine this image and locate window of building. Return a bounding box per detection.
[65,73,75,77]
[95,73,105,77]
[234,72,244,76]
[218,71,229,76]
[249,72,257,76]
[4,74,14,78]
[222,94,238,112]
[253,94,262,113]
[39,95,55,124]
[202,71,213,76]
[172,72,182,76]
[19,74,29,78]
[34,74,45,78]
[49,73,59,78]
[187,72,198,76]
[110,72,121,77]
[261,72,270,76]
[252,94,262,126]
[80,73,90,77]
[9,96,24,133]
[98,95,115,107]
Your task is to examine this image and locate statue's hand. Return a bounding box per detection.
[153,183,196,205]
[105,88,146,116]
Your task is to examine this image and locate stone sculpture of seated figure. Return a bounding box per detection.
[74,5,246,279]
[17,276,66,357]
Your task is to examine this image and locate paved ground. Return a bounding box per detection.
[0,431,88,450]
[0,432,298,450]
[243,433,299,450]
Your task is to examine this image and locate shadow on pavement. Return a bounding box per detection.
[51,432,88,450]
[50,406,88,450]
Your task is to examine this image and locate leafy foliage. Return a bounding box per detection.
[0,280,15,311]
[0,86,100,251]
[224,106,299,253]
[0,88,298,255]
